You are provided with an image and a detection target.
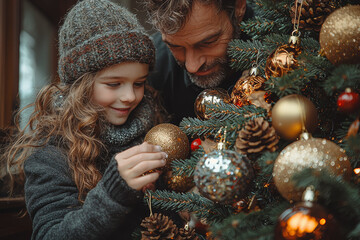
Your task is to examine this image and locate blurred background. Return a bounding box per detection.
[0,1,152,239]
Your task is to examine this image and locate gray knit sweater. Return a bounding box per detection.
[24,98,154,240]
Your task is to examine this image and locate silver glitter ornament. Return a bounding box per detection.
[194,143,255,205]
[273,132,352,203]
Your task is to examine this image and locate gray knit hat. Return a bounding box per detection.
[58,0,155,84]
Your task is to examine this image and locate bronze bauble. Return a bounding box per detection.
[271,94,318,141]
[319,5,360,65]
[265,43,301,80]
[231,74,266,107]
[144,123,190,169]
[273,133,352,202]
[275,201,343,240]
[194,88,230,120]
[162,171,194,192]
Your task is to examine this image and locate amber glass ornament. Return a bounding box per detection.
[265,35,301,80]
[162,170,194,193]
[144,123,190,169]
[231,67,267,107]
[194,88,231,120]
[275,188,343,240]
[271,94,318,141]
[319,5,360,65]
[273,133,352,202]
[194,143,255,204]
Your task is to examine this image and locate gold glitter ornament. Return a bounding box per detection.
[162,171,194,192]
[231,67,267,107]
[194,88,231,120]
[194,143,255,205]
[265,35,301,80]
[273,133,352,202]
[144,123,190,169]
[319,5,360,65]
[271,94,318,141]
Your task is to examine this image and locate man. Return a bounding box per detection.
[143,0,253,124]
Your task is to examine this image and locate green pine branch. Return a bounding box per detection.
[322,64,360,95]
[210,201,290,240]
[171,147,204,176]
[146,190,232,223]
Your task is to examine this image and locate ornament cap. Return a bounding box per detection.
[302,185,316,202]
[289,35,301,46]
[250,67,258,76]
[217,142,225,150]
[300,132,312,140]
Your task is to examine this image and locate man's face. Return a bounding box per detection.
[162,1,234,88]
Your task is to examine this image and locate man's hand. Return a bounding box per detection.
[115,142,167,190]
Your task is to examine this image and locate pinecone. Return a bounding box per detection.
[290,0,337,31]
[140,213,178,240]
[177,225,200,240]
[235,117,279,158]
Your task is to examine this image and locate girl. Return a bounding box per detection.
[4,0,168,239]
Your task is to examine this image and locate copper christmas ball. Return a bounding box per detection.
[273,133,352,202]
[194,88,231,120]
[144,123,190,169]
[231,74,266,107]
[194,148,254,205]
[319,5,360,65]
[271,94,318,141]
[265,43,301,80]
[275,201,343,240]
[162,171,195,192]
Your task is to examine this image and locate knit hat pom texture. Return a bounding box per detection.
[58,0,155,84]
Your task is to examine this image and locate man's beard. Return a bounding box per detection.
[176,57,231,89]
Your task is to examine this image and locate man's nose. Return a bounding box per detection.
[185,48,205,74]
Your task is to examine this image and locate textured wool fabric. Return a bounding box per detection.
[24,98,155,240]
[58,0,155,84]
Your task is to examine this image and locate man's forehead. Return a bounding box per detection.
[161,2,231,45]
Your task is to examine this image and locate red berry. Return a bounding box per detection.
[337,88,360,114]
[190,138,202,152]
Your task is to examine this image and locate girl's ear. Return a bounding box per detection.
[235,0,247,23]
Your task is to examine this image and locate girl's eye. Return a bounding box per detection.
[134,81,146,87]
[106,83,120,87]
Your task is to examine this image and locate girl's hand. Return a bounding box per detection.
[115,142,167,191]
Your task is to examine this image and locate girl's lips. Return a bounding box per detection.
[110,107,130,115]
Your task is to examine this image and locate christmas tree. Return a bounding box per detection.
[139,0,360,239]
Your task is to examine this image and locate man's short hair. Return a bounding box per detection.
[143,0,238,35]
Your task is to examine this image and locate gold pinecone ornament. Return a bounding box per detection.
[235,117,279,159]
[290,0,337,32]
[141,213,178,240]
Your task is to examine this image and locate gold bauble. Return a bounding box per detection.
[162,171,195,192]
[144,123,190,169]
[194,88,230,120]
[319,5,360,65]
[271,94,318,141]
[273,133,352,202]
[265,42,301,80]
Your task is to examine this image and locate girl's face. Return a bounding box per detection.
[93,62,149,125]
